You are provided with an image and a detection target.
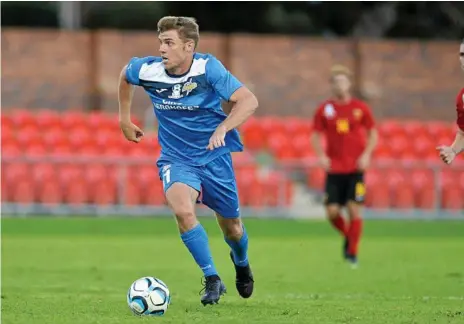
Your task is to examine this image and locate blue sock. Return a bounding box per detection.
[225,225,249,267]
[181,224,218,278]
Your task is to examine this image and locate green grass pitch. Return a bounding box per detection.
[2,216,464,324]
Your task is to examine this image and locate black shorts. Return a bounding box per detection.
[324,172,365,206]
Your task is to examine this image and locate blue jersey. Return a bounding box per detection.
[125,53,244,166]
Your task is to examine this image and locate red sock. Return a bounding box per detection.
[329,215,348,237]
[348,218,363,256]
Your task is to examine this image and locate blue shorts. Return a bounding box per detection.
[157,153,240,218]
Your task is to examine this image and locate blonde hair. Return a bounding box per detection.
[330,65,352,78]
[157,16,200,49]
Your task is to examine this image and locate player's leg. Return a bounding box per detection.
[325,173,351,259]
[325,174,348,237]
[345,172,366,266]
[200,153,254,298]
[159,162,224,305]
[215,213,253,298]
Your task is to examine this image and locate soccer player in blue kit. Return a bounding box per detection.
[118,16,259,306]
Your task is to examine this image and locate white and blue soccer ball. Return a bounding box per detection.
[127,277,171,316]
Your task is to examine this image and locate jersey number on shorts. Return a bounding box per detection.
[162,169,171,188]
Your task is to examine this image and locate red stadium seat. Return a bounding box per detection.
[3,163,30,183]
[307,167,325,191]
[283,117,312,138]
[91,180,117,205]
[441,188,464,210]
[96,130,123,151]
[2,143,22,157]
[386,168,408,189]
[1,174,9,202]
[51,144,74,156]
[416,187,436,209]
[79,144,100,156]
[365,185,390,208]
[37,179,63,204]
[410,168,434,190]
[69,127,94,150]
[413,135,433,159]
[1,123,15,146]
[378,119,403,138]
[426,121,450,139]
[240,117,264,151]
[439,170,458,190]
[266,131,287,155]
[58,164,85,184]
[11,179,36,203]
[104,146,124,157]
[391,184,415,208]
[61,111,87,130]
[389,134,409,156]
[85,164,108,185]
[123,183,142,205]
[260,116,286,135]
[88,112,118,132]
[291,134,311,159]
[403,121,427,137]
[247,179,265,208]
[1,114,13,129]
[36,109,61,128]
[373,143,392,159]
[144,180,165,205]
[63,179,88,205]
[32,163,57,182]
[11,109,36,128]
[43,126,69,148]
[27,143,49,156]
[17,125,40,148]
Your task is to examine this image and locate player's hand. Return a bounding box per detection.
[357,153,371,171]
[120,120,144,143]
[207,125,227,150]
[318,155,331,170]
[436,145,457,165]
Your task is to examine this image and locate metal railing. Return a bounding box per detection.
[1,155,463,219]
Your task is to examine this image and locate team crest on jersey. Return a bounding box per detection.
[353,108,363,120]
[182,80,198,95]
[169,84,183,99]
[168,79,198,99]
[324,104,336,118]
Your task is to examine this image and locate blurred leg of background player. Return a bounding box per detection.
[325,173,363,267]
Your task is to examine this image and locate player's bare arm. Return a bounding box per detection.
[207,87,258,151]
[118,65,144,143]
[357,128,378,170]
[437,129,464,164]
[310,131,330,170]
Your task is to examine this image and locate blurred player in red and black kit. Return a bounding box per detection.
[437,39,464,164]
[311,66,378,268]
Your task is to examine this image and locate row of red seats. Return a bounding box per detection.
[306,167,464,209]
[240,116,458,150]
[2,110,133,132]
[2,123,457,163]
[1,162,293,207]
[2,110,461,162]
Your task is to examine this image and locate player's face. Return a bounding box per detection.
[460,43,464,71]
[159,30,194,71]
[331,74,351,96]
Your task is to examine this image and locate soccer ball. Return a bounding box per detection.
[127,277,171,316]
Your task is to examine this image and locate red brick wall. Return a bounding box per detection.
[2,29,462,121]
